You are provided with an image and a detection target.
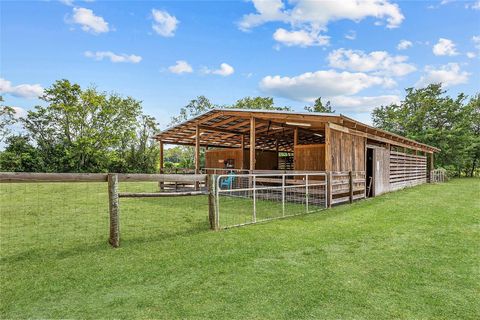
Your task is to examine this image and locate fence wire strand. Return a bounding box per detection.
[216,173,327,228]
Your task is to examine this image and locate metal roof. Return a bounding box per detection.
[154,108,440,153]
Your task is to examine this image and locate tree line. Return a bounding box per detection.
[0,79,478,176]
[372,84,479,177]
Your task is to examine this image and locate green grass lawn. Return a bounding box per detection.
[1,179,479,319]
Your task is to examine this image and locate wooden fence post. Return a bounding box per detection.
[208,174,219,231]
[108,173,120,248]
[327,171,333,208]
[349,171,353,203]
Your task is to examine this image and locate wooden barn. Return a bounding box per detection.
[154,109,439,197]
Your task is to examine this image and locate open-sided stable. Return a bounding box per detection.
[154,109,439,197]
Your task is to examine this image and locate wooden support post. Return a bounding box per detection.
[275,138,279,170]
[294,127,299,146]
[240,134,245,170]
[159,140,164,191]
[195,125,200,190]
[208,174,219,230]
[108,174,120,248]
[349,171,353,203]
[429,152,434,183]
[325,123,331,171]
[293,127,299,169]
[250,117,256,172]
[327,171,333,208]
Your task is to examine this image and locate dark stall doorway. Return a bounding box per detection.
[366,148,374,197]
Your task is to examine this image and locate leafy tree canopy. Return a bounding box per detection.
[0,79,160,173]
[372,84,479,177]
[304,97,335,113]
[0,96,17,143]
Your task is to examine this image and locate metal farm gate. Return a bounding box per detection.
[214,172,327,228]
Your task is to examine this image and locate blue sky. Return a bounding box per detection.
[1,0,479,129]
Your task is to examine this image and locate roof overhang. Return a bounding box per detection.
[154,109,440,153]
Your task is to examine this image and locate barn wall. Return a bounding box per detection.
[205,149,278,170]
[389,150,427,190]
[368,145,390,196]
[294,144,326,171]
[326,126,366,172]
[249,150,278,170]
[205,149,244,169]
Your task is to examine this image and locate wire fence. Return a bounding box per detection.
[215,172,328,228]
[0,173,209,254]
[430,169,447,183]
[0,181,108,257]
[0,170,383,251]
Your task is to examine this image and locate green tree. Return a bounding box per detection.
[304,97,335,113]
[117,115,160,173]
[2,79,160,173]
[372,84,479,176]
[231,96,291,111]
[22,80,142,172]
[169,96,216,126]
[0,96,17,143]
[0,135,43,172]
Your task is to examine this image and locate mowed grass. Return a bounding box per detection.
[0,179,479,319]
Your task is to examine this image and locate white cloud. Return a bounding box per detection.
[11,107,27,119]
[416,63,470,88]
[397,40,413,50]
[466,52,476,58]
[344,30,356,40]
[84,51,142,63]
[327,49,416,77]
[0,78,44,99]
[259,69,393,102]
[472,35,480,54]
[466,1,480,10]
[168,60,193,74]
[152,9,179,37]
[432,38,458,56]
[59,0,74,6]
[327,95,401,113]
[71,7,109,34]
[204,63,235,76]
[238,0,288,31]
[273,28,329,47]
[239,0,404,47]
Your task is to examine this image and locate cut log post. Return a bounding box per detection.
[108,174,120,248]
[208,174,219,230]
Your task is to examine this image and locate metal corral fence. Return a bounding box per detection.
[212,172,345,229]
[210,171,367,229]
[430,169,447,183]
[0,170,370,249]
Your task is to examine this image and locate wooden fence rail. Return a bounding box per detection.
[0,172,207,183]
[1,171,367,247]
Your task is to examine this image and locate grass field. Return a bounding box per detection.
[1,179,479,319]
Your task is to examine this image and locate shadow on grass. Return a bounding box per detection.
[1,220,211,264]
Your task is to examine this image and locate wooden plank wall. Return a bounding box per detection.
[294,144,326,171]
[389,150,427,190]
[328,127,365,172]
[373,146,390,196]
[205,149,244,169]
[251,150,278,170]
[205,149,278,170]
[331,171,366,205]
